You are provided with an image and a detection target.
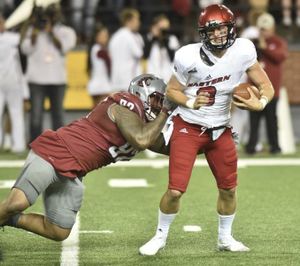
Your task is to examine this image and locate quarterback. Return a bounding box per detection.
[0,74,175,241]
[139,4,274,255]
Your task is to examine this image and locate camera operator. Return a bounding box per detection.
[20,3,76,143]
[143,14,180,83]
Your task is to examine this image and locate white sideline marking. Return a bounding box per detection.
[0,160,25,167]
[1,158,300,169]
[60,214,80,266]
[80,230,113,234]
[108,179,149,187]
[0,180,14,189]
[183,225,202,232]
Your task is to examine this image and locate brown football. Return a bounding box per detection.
[233,83,260,100]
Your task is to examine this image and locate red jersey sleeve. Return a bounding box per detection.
[31,92,146,178]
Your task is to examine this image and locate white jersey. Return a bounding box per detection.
[87,44,112,95]
[109,27,144,91]
[172,38,257,128]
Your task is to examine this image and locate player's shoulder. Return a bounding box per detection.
[232,38,256,51]
[176,43,201,56]
[110,92,144,117]
[175,43,201,63]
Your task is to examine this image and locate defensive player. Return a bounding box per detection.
[0,74,174,241]
[139,4,274,255]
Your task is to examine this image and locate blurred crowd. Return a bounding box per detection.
[0,0,296,155]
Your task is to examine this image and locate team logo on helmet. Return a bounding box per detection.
[137,76,154,87]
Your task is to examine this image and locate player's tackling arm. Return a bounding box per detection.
[166,75,210,109]
[148,134,170,155]
[111,105,168,150]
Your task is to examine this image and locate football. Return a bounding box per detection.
[233,83,260,100]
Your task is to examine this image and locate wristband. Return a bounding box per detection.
[259,96,268,109]
[186,98,196,109]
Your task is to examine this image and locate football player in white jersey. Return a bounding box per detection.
[139,4,274,255]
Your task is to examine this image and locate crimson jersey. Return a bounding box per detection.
[30,92,146,178]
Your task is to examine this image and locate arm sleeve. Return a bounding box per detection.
[20,28,34,55]
[166,35,180,61]
[243,39,258,72]
[128,33,144,59]
[54,26,77,54]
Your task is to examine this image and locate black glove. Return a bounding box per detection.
[161,97,177,116]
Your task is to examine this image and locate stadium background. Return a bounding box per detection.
[1,1,300,265]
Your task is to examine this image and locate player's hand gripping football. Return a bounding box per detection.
[233,86,264,111]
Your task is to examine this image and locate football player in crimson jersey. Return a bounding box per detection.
[139,4,274,255]
[0,74,175,241]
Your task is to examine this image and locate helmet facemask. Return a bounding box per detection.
[144,91,164,121]
[198,22,236,52]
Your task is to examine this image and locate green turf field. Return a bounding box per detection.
[1,156,300,265]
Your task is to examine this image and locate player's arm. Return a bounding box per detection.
[247,61,274,101]
[166,75,210,109]
[110,104,168,150]
[234,62,274,111]
[148,134,170,155]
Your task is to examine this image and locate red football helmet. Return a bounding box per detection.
[198,4,236,51]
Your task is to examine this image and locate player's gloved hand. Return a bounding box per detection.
[161,97,177,116]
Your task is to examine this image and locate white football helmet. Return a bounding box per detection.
[128,74,166,121]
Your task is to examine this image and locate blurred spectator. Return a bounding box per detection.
[0,12,27,153]
[69,0,100,42]
[230,25,260,150]
[245,13,288,154]
[0,0,15,17]
[248,0,269,29]
[143,14,180,83]
[87,24,111,107]
[172,0,192,16]
[282,0,300,26]
[109,8,144,92]
[20,3,76,143]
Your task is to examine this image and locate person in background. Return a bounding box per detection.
[245,13,288,155]
[87,24,111,107]
[109,8,144,92]
[143,14,180,159]
[143,14,180,83]
[68,0,100,43]
[0,12,27,153]
[20,3,76,143]
[282,0,300,27]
